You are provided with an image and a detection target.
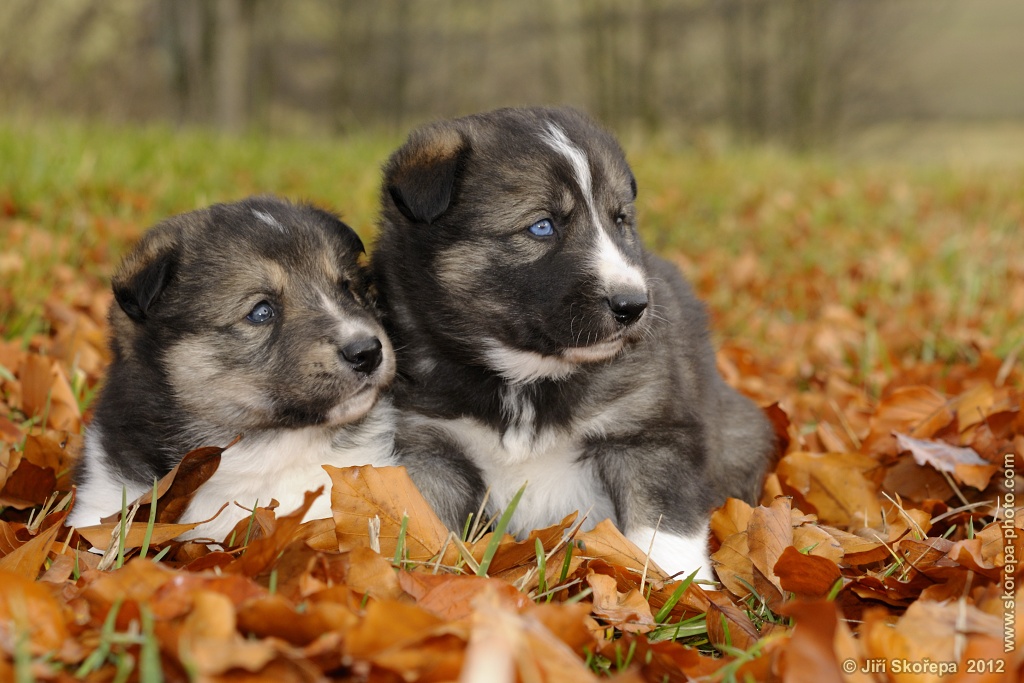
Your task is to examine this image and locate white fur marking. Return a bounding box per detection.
[481,338,576,384]
[252,209,285,231]
[627,525,714,581]
[428,414,615,536]
[66,427,151,529]
[542,123,593,198]
[177,401,396,542]
[541,123,646,293]
[594,223,647,290]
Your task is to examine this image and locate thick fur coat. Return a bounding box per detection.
[68,197,396,541]
[372,107,774,578]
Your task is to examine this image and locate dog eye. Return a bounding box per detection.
[527,219,554,238]
[246,301,275,324]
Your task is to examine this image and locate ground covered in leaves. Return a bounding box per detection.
[0,121,1022,681]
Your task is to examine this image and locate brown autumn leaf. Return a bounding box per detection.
[894,432,998,489]
[399,571,531,621]
[236,593,358,646]
[468,511,577,576]
[133,444,224,524]
[73,520,206,551]
[21,431,79,490]
[861,600,1003,683]
[778,600,874,683]
[344,545,404,600]
[586,571,655,634]
[747,496,792,609]
[343,597,457,661]
[0,570,71,657]
[775,451,883,527]
[0,458,56,507]
[0,507,67,579]
[871,385,955,439]
[328,464,453,563]
[461,586,601,683]
[710,497,754,543]
[17,353,81,432]
[774,546,842,600]
[225,487,321,577]
[705,599,761,652]
[576,518,668,580]
[711,528,754,598]
[176,589,283,676]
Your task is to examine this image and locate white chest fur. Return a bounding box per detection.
[68,403,396,544]
[436,413,616,538]
[178,407,396,542]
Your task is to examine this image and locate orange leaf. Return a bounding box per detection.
[0,459,56,508]
[328,465,452,563]
[774,546,842,600]
[0,509,67,579]
[586,572,655,633]
[576,518,667,580]
[0,570,70,656]
[746,497,791,609]
[399,571,530,621]
[776,451,882,527]
[225,488,321,577]
[17,353,80,432]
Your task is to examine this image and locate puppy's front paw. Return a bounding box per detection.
[628,524,714,582]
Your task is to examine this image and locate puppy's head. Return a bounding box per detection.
[112,196,395,430]
[375,107,650,383]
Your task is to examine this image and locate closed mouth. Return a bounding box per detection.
[560,336,625,363]
[325,383,380,425]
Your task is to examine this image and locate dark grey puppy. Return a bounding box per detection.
[372,107,774,578]
[68,196,396,542]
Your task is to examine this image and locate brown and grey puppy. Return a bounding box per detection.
[372,107,774,579]
[67,196,396,542]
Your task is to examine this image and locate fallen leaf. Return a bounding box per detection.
[577,519,667,580]
[400,572,530,621]
[328,465,453,563]
[774,546,842,599]
[894,432,997,489]
[586,572,655,634]
[0,570,70,656]
[0,509,67,579]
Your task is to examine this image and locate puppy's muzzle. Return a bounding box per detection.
[607,291,648,326]
[340,337,384,375]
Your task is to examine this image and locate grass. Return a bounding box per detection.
[1,117,1021,378]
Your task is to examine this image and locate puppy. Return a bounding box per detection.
[372,107,774,578]
[68,196,396,542]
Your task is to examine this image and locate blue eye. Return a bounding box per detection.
[527,219,554,238]
[246,301,275,324]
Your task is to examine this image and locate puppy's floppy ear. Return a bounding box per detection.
[112,223,180,323]
[384,123,467,224]
[306,204,365,257]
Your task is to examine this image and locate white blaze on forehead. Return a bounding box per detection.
[540,122,646,292]
[318,289,378,342]
[252,209,285,232]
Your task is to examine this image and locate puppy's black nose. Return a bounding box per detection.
[340,337,383,374]
[607,292,648,326]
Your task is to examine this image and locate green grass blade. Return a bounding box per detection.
[476,482,527,577]
[654,569,699,623]
[139,477,159,560]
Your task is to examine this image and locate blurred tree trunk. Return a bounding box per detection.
[159,0,215,125]
[636,0,662,130]
[214,0,256,133]
[721,0,769,143]
[785,0,824,150]
[585,0,624,127]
